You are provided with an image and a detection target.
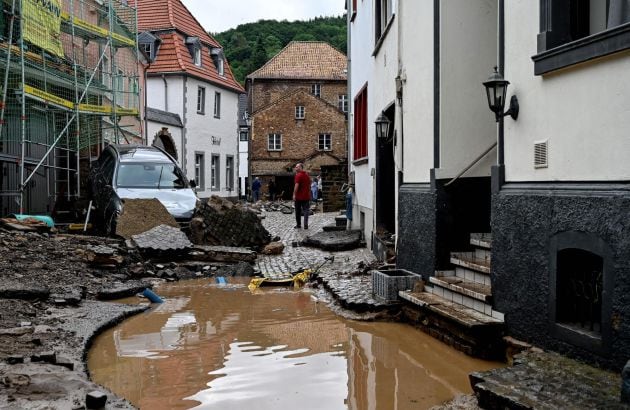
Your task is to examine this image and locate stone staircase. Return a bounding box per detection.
[399,233,506,359]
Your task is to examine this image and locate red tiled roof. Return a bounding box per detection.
[134,0,217,46]
[134,0,243,92]
[247,41,347,81]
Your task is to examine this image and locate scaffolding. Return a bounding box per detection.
[0,0,140,216]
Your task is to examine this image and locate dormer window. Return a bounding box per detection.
[211,47,225,76]
[186,37,202,66]
[138,31,159,62]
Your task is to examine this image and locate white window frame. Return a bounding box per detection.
[194,47,202,66]
[318,133,332,151]
[338,94,348,112]
[295,105,305,119]
[268,133,282,151]
[194,152,205,189]
[239,130,249,141]
[211,154,220,191]
[141,42,152,58]
[217,58,224,76]
[311,83,321,97]
[197,87,206,114]
[101,54,111,89]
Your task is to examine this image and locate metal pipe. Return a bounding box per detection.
[444,142,498,187]
[0,0,17,140]
[19,0,27,212]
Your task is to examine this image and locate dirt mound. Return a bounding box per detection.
[115,199,178,239]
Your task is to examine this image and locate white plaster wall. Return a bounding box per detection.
[184,77,240,198]
[147,121,184,165]
[438,0,497,180]
[399,0,435,184]
[349,0,376,224]
[147,76,184,116]
[239,139,248,196]
[505,1,630,181]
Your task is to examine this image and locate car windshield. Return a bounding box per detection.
[116,163,186,189]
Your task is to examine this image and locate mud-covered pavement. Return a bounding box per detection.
[0,227,245,409]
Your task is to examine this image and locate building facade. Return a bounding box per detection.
[136,0,243,199]
[348,0,630,369]
[246,41,348,206]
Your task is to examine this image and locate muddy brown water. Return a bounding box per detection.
[88,278,501,409]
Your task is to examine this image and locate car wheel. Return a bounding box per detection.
[105,211,119,236]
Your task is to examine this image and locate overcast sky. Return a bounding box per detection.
[182,0,347,33]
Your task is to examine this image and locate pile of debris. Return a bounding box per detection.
[190,196,271,251]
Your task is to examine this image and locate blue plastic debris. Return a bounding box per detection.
[142,288,164,303]
[215,277,227,284]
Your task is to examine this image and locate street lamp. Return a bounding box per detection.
[375,111,391,139]
[483,66,519,122]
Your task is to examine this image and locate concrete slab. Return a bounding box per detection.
[302,230,362,251]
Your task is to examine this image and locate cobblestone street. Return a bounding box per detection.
[257,209,393,312]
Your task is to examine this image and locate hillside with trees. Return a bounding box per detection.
[213,16,347,85]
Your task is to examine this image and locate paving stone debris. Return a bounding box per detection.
[131,224,193,252]
[302,229,363,251]
[189,195,271,250]
[115,198,179,239]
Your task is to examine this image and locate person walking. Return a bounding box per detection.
[252,177,262,202]
[311,179,318,206]
[293,163,311,229]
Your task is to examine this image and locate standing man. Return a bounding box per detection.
[293,163,311,229]
[252,177,262,202]
[317,175,323,199]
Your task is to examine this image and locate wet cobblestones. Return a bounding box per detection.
[259,211,384,309]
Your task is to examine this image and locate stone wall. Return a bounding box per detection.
[321,163,347,212]
[251,80,346,112]
[396,184,436,278]
[491,183,630,370]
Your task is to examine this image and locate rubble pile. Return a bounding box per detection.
[115,198,179,239]
[190,196,271,251]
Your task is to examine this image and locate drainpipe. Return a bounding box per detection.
[162,74,168,112]
[394,0,404,251]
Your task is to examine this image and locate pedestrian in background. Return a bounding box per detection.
[268,179,276,201]
[252,177,261,202]
[311,179,318,206]
[317,175,323,199]
[293,163,311,229]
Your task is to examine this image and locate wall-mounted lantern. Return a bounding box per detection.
[483,66,519,122]
[375,111,391,139]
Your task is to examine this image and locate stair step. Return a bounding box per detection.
[335,215,347,227]
[455,266,491,286]
[399,290,503,327]
[451,252,491,274]
[470,233,492,249]
[429,276,491,303]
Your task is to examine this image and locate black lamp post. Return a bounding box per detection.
[245,112,252,201]
[483,66,519,122]
[375,111,391,139]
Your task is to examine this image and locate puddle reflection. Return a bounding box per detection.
[88,278,500,409]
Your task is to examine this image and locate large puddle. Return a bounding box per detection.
[88,278,501,409]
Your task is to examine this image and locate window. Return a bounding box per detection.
[375,0,394,43]
[534,0,630,75]
[194,153,205,189]
[114,68,124,104]
[318,133,332,151]
[268,133,282,151]
[351,0,357,21]
[295,105,305,119]
[226,156,234,191]
[338,94,348,113]
[353,85,368,160]
[214,92,221,118]
[217,58,224,76]
[101,55,111,88]
[311,84,321,97]
[197,87,206,114]
[193,47,201,66]
[141,42,152,59]
[239,131,249,141]
[211,154,220,190]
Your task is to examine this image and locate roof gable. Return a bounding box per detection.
[247,41,347,81]
[252,88,344,116]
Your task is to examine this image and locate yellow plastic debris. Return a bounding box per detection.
[248,269,313,291]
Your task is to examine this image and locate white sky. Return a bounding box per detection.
[182,0,347,33]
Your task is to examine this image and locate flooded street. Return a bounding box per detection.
[88,278,501,409]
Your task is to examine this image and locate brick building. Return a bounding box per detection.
[246,41,348,207]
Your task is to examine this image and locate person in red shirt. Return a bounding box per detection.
[293,163,311,229]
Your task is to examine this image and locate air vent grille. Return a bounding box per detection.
[534,140,548,168]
